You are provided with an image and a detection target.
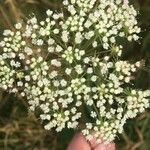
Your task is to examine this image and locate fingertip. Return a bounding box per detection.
[94,142,115,150]
[88,132,102,149]
[89,135,97,149]
[106,143,116,150]
[94,143,107,150]
[67,133,91,150]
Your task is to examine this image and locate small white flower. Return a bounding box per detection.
[91,75,97,82]
[46,9,53,16]
[65,68,72,75]
[51,59,61,67]
[15,23,22,30]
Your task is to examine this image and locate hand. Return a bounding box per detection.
[67,133,115,150]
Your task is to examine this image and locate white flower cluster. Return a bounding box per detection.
[0,0,149,144]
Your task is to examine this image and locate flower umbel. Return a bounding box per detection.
[0,0,149,144]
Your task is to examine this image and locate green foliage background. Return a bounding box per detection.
[0,0,150,149]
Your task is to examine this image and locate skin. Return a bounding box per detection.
[67,133,115,150]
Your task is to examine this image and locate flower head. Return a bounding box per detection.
[0,0,149,144]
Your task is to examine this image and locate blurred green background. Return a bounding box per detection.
[0,0,150,149]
